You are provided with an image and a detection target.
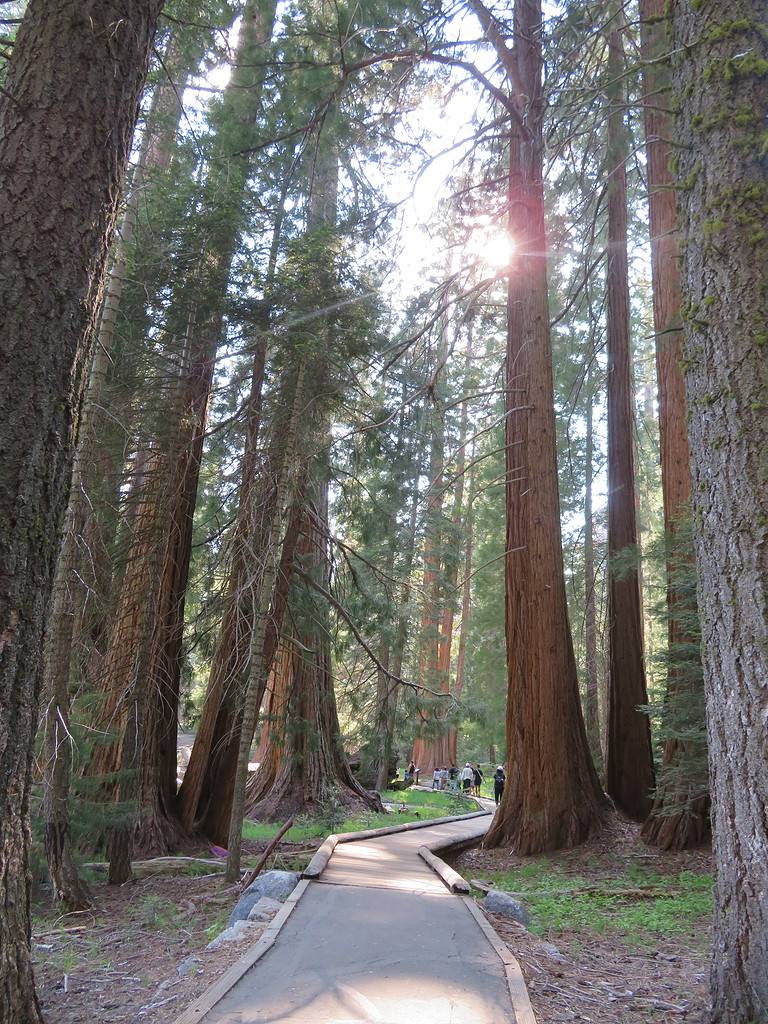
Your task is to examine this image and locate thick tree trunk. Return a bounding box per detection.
[42,33,192,905]
[444,325,475,764]
[448,461,475,767]
[671,7,768,1020]
[373,458,421,791]
[226,367,309,879]
[638,0,708,851]
[583,373,601,771]
[177,337,269,833]
[475,0,605,853]
[411,317,451,775]
[189,496,302,846]
[93,0,278,854]
[0,2,161,1017]
[177,173,292,836]
[247,488,383,822]
[603,22,655,821]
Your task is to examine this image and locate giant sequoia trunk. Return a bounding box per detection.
[443,322,474,766]
[177,175,292,837]
[638,0,708,851]
[372,457,421,791]
[42,34,191,907]
[603,22,655,821]
[671,7,768,1020]
[94,0,277,856]
[0,1,161,1017]
[474,0,605,853]
[448,459,475,767]
[185,491,302,845]
[583,372,602,769]
[410,404,451,775]
[411,316,452,775]
[246,487,383,821]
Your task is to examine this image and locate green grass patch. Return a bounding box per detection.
[489,862,712,943]
[242,787,473,844]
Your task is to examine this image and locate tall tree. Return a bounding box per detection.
[602,17,655,821]
[177,171,291,838]
[411,312,452,775]
[97,0,278,864]
[42,27,194,911]
[638,0,708,850]
[473,0,605,853]
[246,481,381,821]
[583,364,602,769]
[0,1,162,1018]
[671,6,768,1020]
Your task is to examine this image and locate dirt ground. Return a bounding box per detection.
[33,817,712,1024]
[455,816,712,1023]
[31,839,319,1024]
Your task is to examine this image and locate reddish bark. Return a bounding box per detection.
[638,0,708,851]
[603,22,655,822]
[246,490,383,821]
[474,0,605,853]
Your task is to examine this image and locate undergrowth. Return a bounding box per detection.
[242,786,469,843]
[488,861,712,943]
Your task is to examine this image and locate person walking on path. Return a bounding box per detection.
[432,767,440,790]
[493,765,506,806]
[472,764,484,796]
[461,762,474,794]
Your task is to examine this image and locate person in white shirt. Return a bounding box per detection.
[432,767,440,790]
[461,762,474,794]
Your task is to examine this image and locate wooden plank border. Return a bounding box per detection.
[417,845,471,893]
[172,878,310,1024]
[461,895,538,1024]
[174,808,494,1023]
[302,808,490,878]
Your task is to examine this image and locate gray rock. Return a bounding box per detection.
[483,889,531,926]
[540,942,566,963]
[177,956,202,978]
[246,896,284,922]
[206,919,261,950]
[228,870,300,926]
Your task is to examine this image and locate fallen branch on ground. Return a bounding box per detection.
[240,816,295,889]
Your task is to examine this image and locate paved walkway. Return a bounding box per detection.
[202,813,517,1024]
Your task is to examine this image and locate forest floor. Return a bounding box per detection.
[455,814,713,1024]
[30,787,466,1024]
[31,800,711,1024]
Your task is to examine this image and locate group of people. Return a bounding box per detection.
[431,763,485,796]
[409,759,507,806]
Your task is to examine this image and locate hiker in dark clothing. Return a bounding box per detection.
[472,764,484,796]
[493,765,506,806]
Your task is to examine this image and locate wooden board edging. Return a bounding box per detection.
[300,809,489,879]
[172,878,311,1024]
[460,895,538,1024]
[417,845,471,893]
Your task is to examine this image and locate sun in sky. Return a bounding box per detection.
[465,220,514,272]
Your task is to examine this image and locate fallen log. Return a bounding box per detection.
[83,856,227,877]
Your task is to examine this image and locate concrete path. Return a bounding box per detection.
[202,814,518,1024]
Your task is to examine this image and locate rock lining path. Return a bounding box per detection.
[187,812,524,1024]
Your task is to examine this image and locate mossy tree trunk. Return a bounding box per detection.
[671,5,768,1020]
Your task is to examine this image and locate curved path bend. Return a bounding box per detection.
[190,812,525,1024]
